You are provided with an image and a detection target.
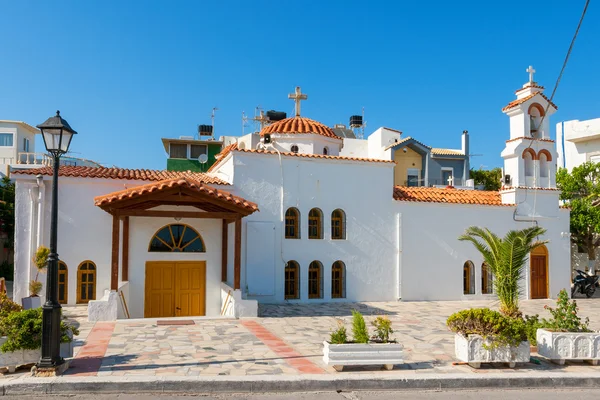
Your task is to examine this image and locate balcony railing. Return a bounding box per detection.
[402,178,466,187]
[0,153,53,166]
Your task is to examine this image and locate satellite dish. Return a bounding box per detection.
[198,154,208,164]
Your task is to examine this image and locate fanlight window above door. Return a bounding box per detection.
[149,224,206,252]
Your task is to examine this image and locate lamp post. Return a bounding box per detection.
[36,110,77,369]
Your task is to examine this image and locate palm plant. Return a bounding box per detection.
[459,226,547,317]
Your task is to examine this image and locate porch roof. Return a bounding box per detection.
[94,176,258,217]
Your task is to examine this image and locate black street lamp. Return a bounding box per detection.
[36,110,77,369]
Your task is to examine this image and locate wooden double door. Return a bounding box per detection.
[144,261,206,318]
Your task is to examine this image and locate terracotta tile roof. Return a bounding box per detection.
[12,166,229,185]
[515,82,545,94]
[94,177,258,212]
[431,148,465,156]
[260,117,341,140]
[208,142,238,172]
[502,92,558,112]
[385,136,431,150]
[393,186,512,206]
[505,137,555,143]
[235,148,395,164]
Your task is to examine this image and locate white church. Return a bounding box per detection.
[11,69,571,320]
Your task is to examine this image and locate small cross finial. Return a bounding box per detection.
[447,175,454,187]
[288,86,307,117]
[526,65,536,83]
[56,110,60,117]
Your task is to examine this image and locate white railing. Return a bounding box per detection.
[16,152,52,166]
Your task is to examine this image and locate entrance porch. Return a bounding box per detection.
[90,177,258,321]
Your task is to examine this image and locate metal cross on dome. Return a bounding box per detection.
[288,86,308,117]
[526,65,536,83]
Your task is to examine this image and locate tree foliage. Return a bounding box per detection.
[459,226,547,317]
[556,162,600,262]
[470,168,502,191]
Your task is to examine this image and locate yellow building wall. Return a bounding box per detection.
[394,148,422,186]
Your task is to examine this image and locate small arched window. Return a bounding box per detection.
[463,261,475,295]
[285,261,300,300]
[308,261,323,299]
[539,152,548,178]
[285,208,300,239]
[323,147,329,155]
[58,261,68,304]
[308,208,323,239]
[77,261,96,304]
[523,149,535,177]
[332,261,346,299]
[331,209,346,240]
[291,145,299,153]
[482,263,493,294]
[149,224,205,252]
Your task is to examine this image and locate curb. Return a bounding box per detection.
[2,373,600,395]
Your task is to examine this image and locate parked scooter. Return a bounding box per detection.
[571,269,599,298]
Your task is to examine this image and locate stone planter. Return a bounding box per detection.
[322,341,404,371]
[536,328,600,365]
[21,296,41,310]
[454,334,530,368]
[0,336,74,373]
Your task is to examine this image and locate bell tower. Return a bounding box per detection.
[500,66,560,217]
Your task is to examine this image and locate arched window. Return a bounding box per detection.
[538,150,552,179]
[149,224,205,252]
[331,209,346,240]
[285,261,300,300]
[323,147,329,155]
[308,261,323,299]
[528,103,545,138]
[58,261,68,304]
[332,261,346,298]
[482,262,493,294]
[463,261,474,295]
[308,208,323,239]
[291,145,299,153]
[77,261,96,304]
[285,208,300,239]
[522,149,535,177]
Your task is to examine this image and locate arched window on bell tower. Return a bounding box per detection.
[523,148,536,179]
[528,103,545,139]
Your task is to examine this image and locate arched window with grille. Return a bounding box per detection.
[331,209,346,240]
[331,261,346,299]
[482,262,493,294]
[308,261,323,299]
[285,261,300,299]
[291,145,299,153]
[58,261,68,304]
[77,261,96,304]
[285,208,300,239]
[463,261,475,295]
[308,208,323,239]
[149,224,205,252]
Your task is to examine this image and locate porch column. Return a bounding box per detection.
[222,219,228,282]
[121,216,129,282]
[111,214,120,291]
[234,218,242,290]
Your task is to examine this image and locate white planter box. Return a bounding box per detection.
[322,341,403,371]
[0,336,74,373]
[454,334,530,368]
[536,328,600,365]
[21,296,41,310]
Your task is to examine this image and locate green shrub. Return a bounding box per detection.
[447,308,527,348]
[329,320,348,344]
[0,308,79,353]
[351,309,369,344]
[541,289,591,333]
[524,314,543,346]
[0,292,22,329]
[29,280,42,296]
[371,316,394,343]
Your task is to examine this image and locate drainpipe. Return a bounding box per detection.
[396,212,402,300]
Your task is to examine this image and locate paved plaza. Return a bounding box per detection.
[2,297,600,379]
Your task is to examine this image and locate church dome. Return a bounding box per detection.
[260,116,340,140]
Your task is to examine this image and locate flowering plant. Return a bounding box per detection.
[541,289,591,333]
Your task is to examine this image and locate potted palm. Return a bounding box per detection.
[323,310,403,371]
[22,246,49,309]
[447,226,547,368]
[536,289,599,365]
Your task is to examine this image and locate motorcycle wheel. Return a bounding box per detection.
[585,285,596,298]
[572,284,578,298]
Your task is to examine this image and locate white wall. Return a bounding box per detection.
[266,134,342,156]
[557,118,600,171]
[340,138,369,158]
[399,201,571,301]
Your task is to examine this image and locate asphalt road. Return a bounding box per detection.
[12,389,600,399]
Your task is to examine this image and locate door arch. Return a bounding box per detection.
[530,245,548,299]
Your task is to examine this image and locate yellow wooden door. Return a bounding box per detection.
[145,262,176,318]
[175,262,206,317]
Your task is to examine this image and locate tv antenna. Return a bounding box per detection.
[211,107,218,134]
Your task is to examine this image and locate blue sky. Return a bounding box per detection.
[1,0,598,170]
